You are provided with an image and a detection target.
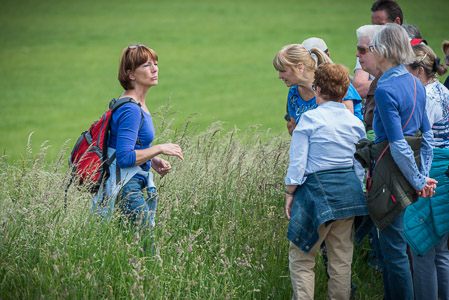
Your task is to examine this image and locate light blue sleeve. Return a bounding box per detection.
[354,128,367,188]
[344,83,362,102]
[419,130,434,177]
[285,114,312,185]
[390,139,427,191]
[343,83,363,121]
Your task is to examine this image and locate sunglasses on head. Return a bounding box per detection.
[357,46,369,55]
[128,44,146,50]
[126,44,146,55]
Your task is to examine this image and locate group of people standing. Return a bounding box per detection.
[84,0,449,299]
[276,0,449,299]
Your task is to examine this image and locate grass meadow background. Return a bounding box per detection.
[0,0,448,298]
[0,0,448,160]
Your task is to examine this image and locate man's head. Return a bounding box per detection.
[403,24,422,39]
[371,0,403,25]
[356,25,384,76]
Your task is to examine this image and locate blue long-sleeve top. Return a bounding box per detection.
[108,102,155,170]
[373,65,433,191]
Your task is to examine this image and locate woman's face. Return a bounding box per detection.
[357,37,377,76]
[131,59,159,88]
[278,65,301,87]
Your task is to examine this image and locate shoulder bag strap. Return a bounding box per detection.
[373,75,417,171]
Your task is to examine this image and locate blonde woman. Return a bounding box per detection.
[273,44,362,135]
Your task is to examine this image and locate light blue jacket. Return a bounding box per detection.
[91,147,156,220]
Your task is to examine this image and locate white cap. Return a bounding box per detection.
[302,37,328,53]
[301,37,332,65]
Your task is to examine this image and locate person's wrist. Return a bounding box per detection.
[284,187,295,195]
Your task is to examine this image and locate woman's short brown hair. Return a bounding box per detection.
[313,63,350,101]
[118,44,158,90]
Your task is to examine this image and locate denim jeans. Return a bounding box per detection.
[412,233,449,300]
[378,211,414,300]
[118,177,158,228]
[369,227,383,271]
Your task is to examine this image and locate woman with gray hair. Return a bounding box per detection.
[355,24,383,139]
[368,23,437,299]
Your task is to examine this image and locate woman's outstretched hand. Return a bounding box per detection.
[134,143,183,168]
[160,143,184,161]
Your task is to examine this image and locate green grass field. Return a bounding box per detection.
[0,116,385,299]
[0,0,448,161]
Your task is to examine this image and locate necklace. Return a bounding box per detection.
[425,77,436,86]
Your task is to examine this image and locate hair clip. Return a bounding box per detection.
[433,57,441,72]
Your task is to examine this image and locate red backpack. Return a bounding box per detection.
[68,97,143,193]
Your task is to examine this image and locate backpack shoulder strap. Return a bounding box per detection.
[109,97,140,112]
[109,97,145,147]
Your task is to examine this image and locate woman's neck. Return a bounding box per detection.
[422,74,435,86]
[122,86,149,106]
[296,76,315,101]
[297,85,315,101]
[378,61,398,74]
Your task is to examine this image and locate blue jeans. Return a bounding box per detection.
[412,233,449,300]
[379,211,414,300]
[118,177,158,228]
[369,227,383,271]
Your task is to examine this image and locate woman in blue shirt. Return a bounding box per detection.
[93,44,183,228]
[273,43,363,135]
[369,24,437,300]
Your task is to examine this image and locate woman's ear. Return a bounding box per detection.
[296,63,304,74]
[418,66,424,77]
[127,69,135,81]
[315,86,321,97]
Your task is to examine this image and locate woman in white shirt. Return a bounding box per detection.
[285,63,368,300]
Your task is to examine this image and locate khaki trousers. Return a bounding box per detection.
[289,217,355,300]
